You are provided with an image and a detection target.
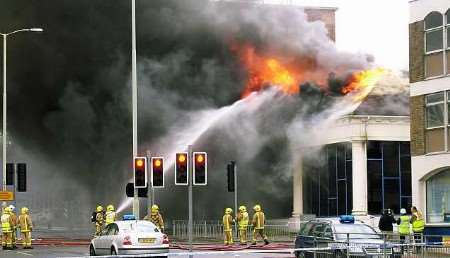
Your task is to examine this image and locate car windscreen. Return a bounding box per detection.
[334,224,380,240]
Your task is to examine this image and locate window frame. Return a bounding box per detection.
[425,91,449,153]
[424,11,447,79]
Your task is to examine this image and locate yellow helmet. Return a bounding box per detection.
[239,206,247,212]
[96,205,103,212]
[107,204,115,211]
[225,208,233,214]
[151,205,159,213]
[21,207,29,214]
[4,207,11,214]
[253,204,261,212]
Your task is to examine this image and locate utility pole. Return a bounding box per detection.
[188,145,193,258]
[131,0,139,218]
[146,150,153,213]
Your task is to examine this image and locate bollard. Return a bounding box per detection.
[346,233,350,258]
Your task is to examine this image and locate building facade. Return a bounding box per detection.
[293,115,411,220]
[410,0,450,227]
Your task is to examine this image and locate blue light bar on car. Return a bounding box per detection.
[123,214,136,221]
[339,215,355,224]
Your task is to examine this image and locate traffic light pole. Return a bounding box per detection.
[146,150,154,212]
[188,145,193,257]
[234,163,238,237]
[131,0,139,218]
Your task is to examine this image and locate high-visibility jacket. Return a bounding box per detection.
[105,211,116,225]
[95,212,104,225]
[10,212,17,229]
[1,213,11,233]
[223,214,233,232]
[398,215,410,235]
[18,214,32,233]
[412,213,425,233]
[150,213,164,230]
[237,212,249,230]
[252,211,265,230]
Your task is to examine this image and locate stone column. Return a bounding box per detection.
[292,154,303,217]
[351,140,368,216]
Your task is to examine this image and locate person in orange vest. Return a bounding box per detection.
[18,207,33,249]
[251,204,269,245]
[1,207,13,249]
[223,208,234,245]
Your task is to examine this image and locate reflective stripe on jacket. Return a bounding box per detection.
[150,213,164,230]
[1,214,11,233]
[237,212,249,230]
[105,211,116,225]
[252,211,265,230]
[18,214,32,233]
[223,214,233,232]
[398,215,410,235]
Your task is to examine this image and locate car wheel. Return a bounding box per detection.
[295,251,305,258]
[89,244,96,256]
[110,247,117,255]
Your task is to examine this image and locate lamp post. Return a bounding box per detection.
[1,28,43,191]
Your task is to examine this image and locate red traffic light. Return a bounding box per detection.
[153,158,162,167]
[196,154,204,163]
[136,159,144,167]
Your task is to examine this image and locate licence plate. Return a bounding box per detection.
[138,238,155,244]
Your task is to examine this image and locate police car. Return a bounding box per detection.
[295,215,393,258]
[89,215,169,256]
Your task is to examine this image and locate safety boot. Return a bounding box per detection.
[264,239,269,245]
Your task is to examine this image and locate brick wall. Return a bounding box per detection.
[410,95,425,156]
[409,21,425,83]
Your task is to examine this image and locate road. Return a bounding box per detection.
[0,246,295,258]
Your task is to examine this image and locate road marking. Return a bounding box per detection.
[16,251,33,256]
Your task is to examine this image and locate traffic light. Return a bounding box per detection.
[125,183,148,198]
[227,161,235,192]
[175,152,188,185]
[6,163,14,186]
[151,157,164,188]
[134,157,147,188]
[17,163,26,192]
[193,152,207,185]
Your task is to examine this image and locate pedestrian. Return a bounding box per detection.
[1,207,13,249]
[8,205,17,249]
[397,208,410,254]
[410,206,425,252]
[94,205,104,236]
[105,204,116,226]
[223,208,234,245]
[18,207,33,249]
[145,205,165,232]
[236,206,249,245]
[378,209,396,240]
[251,204,269,245]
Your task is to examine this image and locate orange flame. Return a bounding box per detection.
[342,68,387,101]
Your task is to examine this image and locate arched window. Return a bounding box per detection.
[426,169,450,223]
[424,12,444,78]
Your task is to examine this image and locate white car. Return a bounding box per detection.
[89,219,169,256]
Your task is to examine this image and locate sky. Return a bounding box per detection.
[263,0,410,71]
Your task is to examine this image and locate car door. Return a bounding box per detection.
[96,224,112,255]
[103,223,119,252]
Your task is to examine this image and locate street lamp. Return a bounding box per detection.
[1,28,43,191]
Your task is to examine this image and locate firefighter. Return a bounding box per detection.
[145,205,164,232]
[223,208,234,245]
[236,205,249,244]
[8,205,17,249]
[18,207,33,249]
[397,208,410,254]
[94,205,104,236]
[105,204,116,226]
[1,207,13,249]
[252,204,269,245]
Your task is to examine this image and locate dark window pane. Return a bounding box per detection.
[426,104,444,128]
[401,170,412,196]
[346,161,353,214]
[401,197,412,214]
[345,142,352,161]
[337,145,346,179]
[328,146,336,197]
[383,142,399,177]
[426,92,444,104]
[425,12,443,29]
[338,180,347,215]
[448,10,450,24]
[367,141,382,159]
[426,29,443,52]
[368,160,382,214]
[384,179,400,213]
[448,28,450,48]
[319,164,328,217]
[329,199,337,217]
[400,142,410,156]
